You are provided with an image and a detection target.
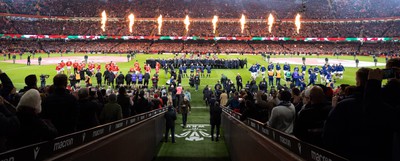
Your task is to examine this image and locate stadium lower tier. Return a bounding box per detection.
[0,40,399,55]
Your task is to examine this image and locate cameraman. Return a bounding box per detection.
[40,74,49,88]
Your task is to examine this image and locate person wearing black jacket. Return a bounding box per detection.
[77,88,100,131]
[41,74,79,136]
[117,87,132,118]
[236,74,243,91]
[116,72,125,88]
[133,91,149,114]
[125,73,132,87]
[294,86,331,147]
[108,72,115,89]
[0,95,19,152]
[103,69,109,85]
[361,59,400,161]
[194,74,200,91]
[164,106,177,143]
[259,78,268,92]
[323,68,371,161]
[95,71,102,87]
[210,102,222,141]
[143,72,150,87]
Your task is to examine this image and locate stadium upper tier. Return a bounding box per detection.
[1,17,400,37]
[1,0,400,19]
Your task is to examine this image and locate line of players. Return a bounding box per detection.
[54,60,149,88]
[249,62,345,89]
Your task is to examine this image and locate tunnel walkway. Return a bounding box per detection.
[154,107,231,161]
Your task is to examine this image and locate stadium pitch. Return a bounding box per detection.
[0,53,386,107]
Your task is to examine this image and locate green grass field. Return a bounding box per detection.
[0,53,385,107]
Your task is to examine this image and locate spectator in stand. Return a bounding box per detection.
[41,74,79,136]
[100,94,122,124]
[0,70,14,101]
[294,86,331,147]
[267,90,295,134]
[323,68,371,160]
[18,75,38,94]
[77,88,100,131]
[0,95,19,152]
[10,89,57,148]
[117,87,133,118]
[362,58,400,161]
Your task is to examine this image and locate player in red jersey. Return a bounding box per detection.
[59,60,66,74]
[56,63,62,74]
[145,64,151,74]
[156,62,161,74]
[96,63,101,73]
[66,59,72,75]
[73,60,79,74]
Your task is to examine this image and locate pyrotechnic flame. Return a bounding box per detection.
[295,13,301,34]
[101,10,107,32]
[212,15,218,34]
[157,15,163,35]
[240,14,246,34]
[128,13,135,33]
[267,13,274,33]
[184,15,190,32]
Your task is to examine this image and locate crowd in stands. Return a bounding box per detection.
[1,40,399,56]
[3,18,400,38]
[1,0,400,19]
[202,58,400,160]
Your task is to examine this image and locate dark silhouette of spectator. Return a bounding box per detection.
[10,89,57,148]
[363,58,400,161]
[77,88,100,131]
[164,105,176,143]
[117,87,132,118]
[0,96,19,152]
[41,74,79,136]
[19,74,38,93]
[100,94,122,124]
[294,86,331,146]
[210,102,222,142]
[323,68,371,160]
[0,70,14,102]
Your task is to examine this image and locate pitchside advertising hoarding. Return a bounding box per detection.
[0,108,167,161]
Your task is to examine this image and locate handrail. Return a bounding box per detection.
[222,108,349,161]
[0,108,167,161]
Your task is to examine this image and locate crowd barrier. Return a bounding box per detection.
[0,108,167,161]
[222,108,348,161]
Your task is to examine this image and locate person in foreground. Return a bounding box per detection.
[210,102,222,141]
[164,105,177,143]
